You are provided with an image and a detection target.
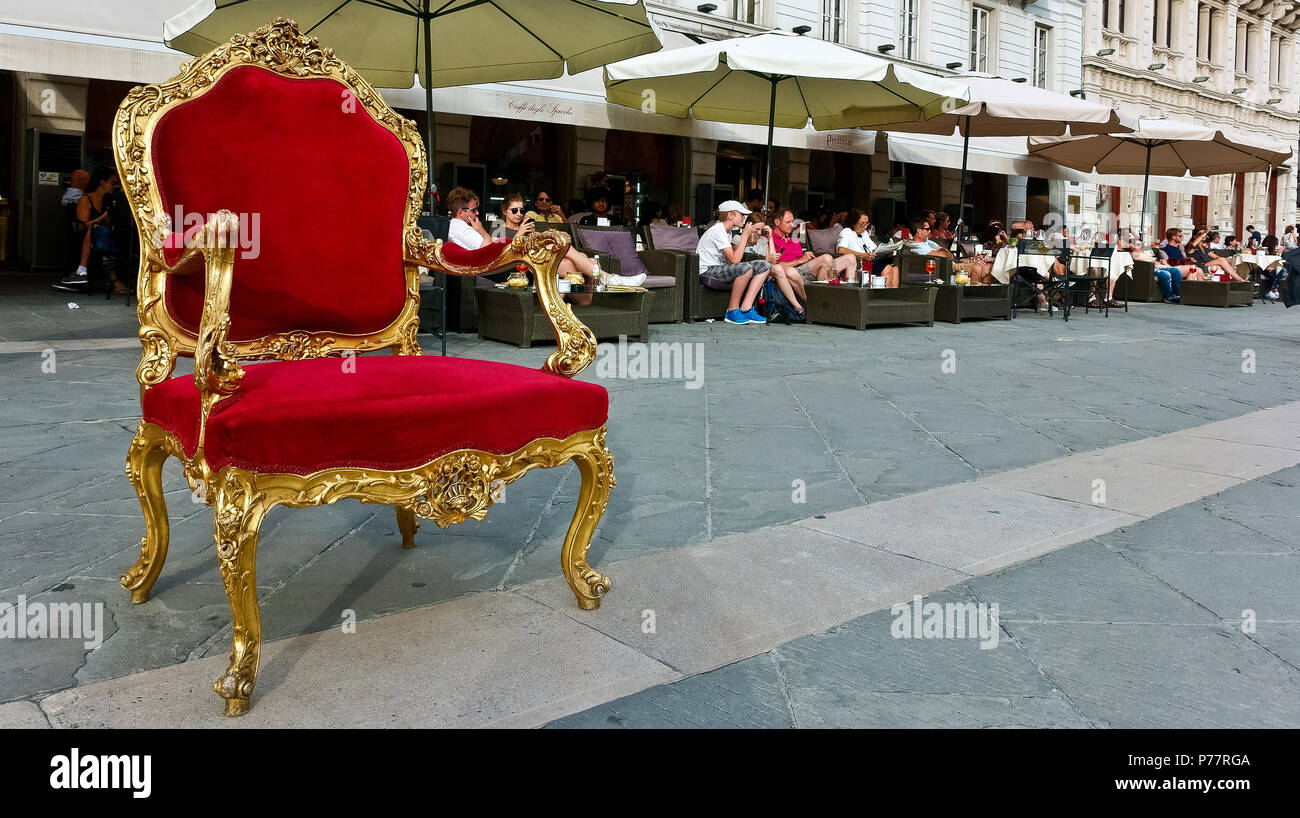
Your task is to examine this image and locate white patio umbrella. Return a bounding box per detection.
[165,0,663,178]
[865,75,1133,235]
[603,31,969,211]
[1029,119,1292,239]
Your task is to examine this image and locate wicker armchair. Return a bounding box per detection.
[644,224,713,321]
[899,254,953,282]
[573,224,684,324]
[1117,259,1161,303]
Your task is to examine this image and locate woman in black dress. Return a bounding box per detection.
[78,170,128,297]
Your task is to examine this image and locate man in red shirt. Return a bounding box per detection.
[771,209,857,282]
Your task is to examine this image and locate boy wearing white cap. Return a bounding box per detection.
[696,201,773,325]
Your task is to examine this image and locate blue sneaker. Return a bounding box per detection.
[724,308,749,325]
[741,307,766,324]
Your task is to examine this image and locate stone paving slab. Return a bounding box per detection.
[963,540,1223,624]
[1116,550,1300,622]
[514,525,966,675]
[796,483,1140,576]
[982,451,1243,517]
[38,591,679,729]
[545,654,794,729]
[0,700,50,728]
[1105,435,1300,480]
[1005,622,1300,729]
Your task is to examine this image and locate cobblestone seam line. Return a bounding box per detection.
[768,647,800,729]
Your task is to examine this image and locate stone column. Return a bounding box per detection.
[785,148,811,206]
[1006,176,1028,223]
[689,137,718,195]
[433,113,471,196]
[573,126,606,197]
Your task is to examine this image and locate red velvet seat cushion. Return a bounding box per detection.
[143,356,608,475]
[441,241,509,267]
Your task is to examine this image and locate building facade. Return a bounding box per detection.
[7,1,1291,268]
[1081,0,1300,237]
[636,1,1091,227]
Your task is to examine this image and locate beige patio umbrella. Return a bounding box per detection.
[603,31,969,211]
[165,0,663,178]
[1029,118,1292,239]
[166,0,663,357]
[863,75,1133,234]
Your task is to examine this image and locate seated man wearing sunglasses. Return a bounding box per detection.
[525,189,567,224]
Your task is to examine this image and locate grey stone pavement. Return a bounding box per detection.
[546,465,1300,728]
[1,270,1298,726]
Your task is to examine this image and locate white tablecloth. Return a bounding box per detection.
[1068,251,1134,280]
[1231,253,1283,271]
[989,248,1133,284]
[990,248,1054,284]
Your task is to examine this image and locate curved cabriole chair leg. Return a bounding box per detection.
[561,435,616,611]
[211,472,270,717]
[396,506,419,549]
[122,425,172,604]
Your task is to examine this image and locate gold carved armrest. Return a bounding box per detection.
[156,210,246,450]
[404,226,597,377]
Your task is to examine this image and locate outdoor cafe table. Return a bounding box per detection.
[991,247,1134,284]
[990,246,1055,284]
[1068,250,1134,277]
[1231,253,1283,276]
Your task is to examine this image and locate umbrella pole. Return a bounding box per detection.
[420,7,445,357]
[1264,164,1274,236]
[762,77,775,214]
[957,116,970,239]
[1138,145,1151,246]
[423,11,435,194]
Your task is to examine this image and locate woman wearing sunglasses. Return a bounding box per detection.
[492,193,534,240]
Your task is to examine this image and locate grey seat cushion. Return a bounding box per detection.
[648,224,700,252]
[576,228,650,278]
[641,274,676,289]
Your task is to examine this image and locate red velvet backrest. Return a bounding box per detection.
[151,65,410,341]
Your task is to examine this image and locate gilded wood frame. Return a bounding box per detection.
[113,18,610,716]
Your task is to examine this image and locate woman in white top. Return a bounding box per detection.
[837,209,895,287]
[1282,225,1297,252]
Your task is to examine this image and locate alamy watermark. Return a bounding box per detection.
[0,595,104,649]
[594,335,704,389]
[890,594,1000,650]
[50,748,151,798]
[148,205,262,259]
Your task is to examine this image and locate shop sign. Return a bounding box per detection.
[504,97,577,122]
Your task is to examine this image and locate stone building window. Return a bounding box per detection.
[1197,4,1215,63]
[970,5,991,73]
[1033,25,1050,88]
[899,0,920,60]
[1103,0,1128,35]
[821,0,844,43]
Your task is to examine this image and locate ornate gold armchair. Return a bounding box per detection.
[114,19,613,716]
